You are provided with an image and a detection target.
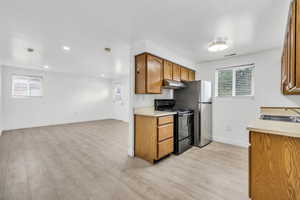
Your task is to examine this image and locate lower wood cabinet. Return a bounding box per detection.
[135,115,174,163]
[249,131,300,199]
[158,138,174,159]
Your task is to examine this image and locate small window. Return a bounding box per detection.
[113,83,123,102]
[215,65,254,97]
[217,69,233,97]
[12,75,43,97]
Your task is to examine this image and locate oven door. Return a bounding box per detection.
[178,113,193,141]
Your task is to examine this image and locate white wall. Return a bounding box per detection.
[112,76,130,122]
[128,40,197,156]
[2,66,113,130]
[0,66,2,135]
[196,49,300,147]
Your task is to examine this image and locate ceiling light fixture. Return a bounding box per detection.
[208,39,229,52]
[101,74,105,77]
[43,65,49,69]
[62,46,71,51]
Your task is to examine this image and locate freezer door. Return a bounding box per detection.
[199,103,212,147]
[200,81,212,103]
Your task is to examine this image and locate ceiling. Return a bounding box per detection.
[0,0,290,78]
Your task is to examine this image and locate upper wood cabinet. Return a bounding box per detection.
[172,64,181,81]
[135,53,163,94]
[163,60,173,80]
[135,52,196,94]
[180,67,189,81]
[282,0,300,95]
[135,54,147,94]
[188,70,196,81]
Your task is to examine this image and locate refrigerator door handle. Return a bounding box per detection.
[198,103,212,147]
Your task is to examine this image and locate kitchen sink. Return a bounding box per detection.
[260,115,300,123]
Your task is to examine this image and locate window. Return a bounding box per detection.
[215,65,254,97]
[12,75,43,97]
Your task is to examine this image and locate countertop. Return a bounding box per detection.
[134,107,176,117]
[247,119,300,138]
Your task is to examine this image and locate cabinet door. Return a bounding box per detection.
[188,70,196,81]
[135,115,158,162]
[135,54,146,94]
[288,1,296,90]
[180,67,189,81]
[163,60,173,80]
[158,124,173,142]
[172,64,181,81]
[295,0,300,89]
[250,132,300,199]
[147,55,163,94]
[158,138,174,159]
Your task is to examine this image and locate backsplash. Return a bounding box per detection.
[133,89,173,108]
[261,107,300,117]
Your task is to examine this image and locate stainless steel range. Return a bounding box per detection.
[155,99,194,154]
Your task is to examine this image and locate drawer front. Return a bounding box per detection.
[158,115,173,125]
[158,138,174,159]
[158,124,173,142]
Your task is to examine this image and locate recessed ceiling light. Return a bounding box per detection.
[43,65,49,69]
[104,48,111,52]
[27,48,34,52]
[62,46,71,51]
[101,74,105,77]
[208,39,229,52]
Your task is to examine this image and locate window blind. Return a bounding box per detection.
[12,75,43,97]
[217,70,233,96]
[216,64,254,97]
[235,68,253,96]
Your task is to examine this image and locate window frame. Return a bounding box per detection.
[215,65,255,98]
[11,74,44,98]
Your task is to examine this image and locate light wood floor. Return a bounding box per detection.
[0,120,248,200]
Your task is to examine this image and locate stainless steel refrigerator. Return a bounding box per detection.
[174,80,212,147]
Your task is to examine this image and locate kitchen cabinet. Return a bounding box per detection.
[135,52,196,94]
[135,53,163,94]
[135,115,174,163]
[172,64,181,81]
[163,60,173,80]
[180,67,189,81]
[188,70,195,81]
[249,131,300,199]
[281,0,300,95]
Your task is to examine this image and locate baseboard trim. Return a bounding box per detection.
[213,136,249,148]
[2,118,120,132]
